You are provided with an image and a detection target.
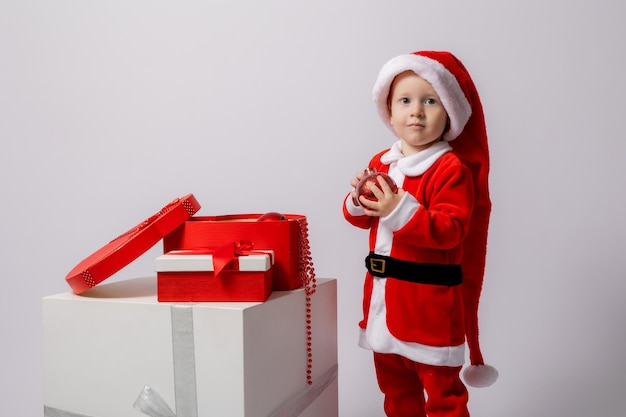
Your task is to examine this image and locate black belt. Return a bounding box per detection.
[365,252,462,286]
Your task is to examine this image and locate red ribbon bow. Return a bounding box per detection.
[172,240,271,276]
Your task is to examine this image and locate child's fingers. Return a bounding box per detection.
[368,181,383,199]
[376,175,393,194]
[359,194,377,209]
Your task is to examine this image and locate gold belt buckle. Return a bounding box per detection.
[370,258,386,274]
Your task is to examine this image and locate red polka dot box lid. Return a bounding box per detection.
[65,193,201,294]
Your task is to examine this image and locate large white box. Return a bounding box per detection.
[43,277,338,417]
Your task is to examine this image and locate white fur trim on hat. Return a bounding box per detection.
[372,54,472,141]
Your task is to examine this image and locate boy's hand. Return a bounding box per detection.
[359,175,404,217]
[350,171,365,206]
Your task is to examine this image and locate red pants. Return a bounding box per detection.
[373,352,469,417]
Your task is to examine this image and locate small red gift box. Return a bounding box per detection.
[155,246,274,302]
[163,214,313,291]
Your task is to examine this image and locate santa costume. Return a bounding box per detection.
[343,51,497,417]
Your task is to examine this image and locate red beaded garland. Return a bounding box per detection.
[297,218,317,385]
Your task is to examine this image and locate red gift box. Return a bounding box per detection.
[155,245,274,302]
[163,214,313,291]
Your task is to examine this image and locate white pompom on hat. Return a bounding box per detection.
[373,51,498,388]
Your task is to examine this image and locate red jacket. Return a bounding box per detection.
[344,143,474,349]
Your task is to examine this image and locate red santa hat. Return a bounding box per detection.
[373,51,498,388]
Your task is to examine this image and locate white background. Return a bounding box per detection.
[2,1,626,416]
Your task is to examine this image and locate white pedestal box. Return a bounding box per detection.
[43,277,338,417]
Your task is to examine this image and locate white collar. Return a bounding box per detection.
[380,140,452,176]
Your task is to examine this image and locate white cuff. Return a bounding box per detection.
[345,193,366,216]
[380,192,420,231]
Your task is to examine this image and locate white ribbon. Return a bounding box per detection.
[134,304,198,417]
[44,405,95,417]
[133,364,338,417]
[266,364,339,417]
[133,385,176,417]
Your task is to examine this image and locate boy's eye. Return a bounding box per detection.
[400,97,411,104]
[424,98,437,105]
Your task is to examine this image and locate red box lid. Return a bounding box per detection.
[65,194,201,294]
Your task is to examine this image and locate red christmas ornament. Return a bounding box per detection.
[355,167,398,204]
[257,212,286,221]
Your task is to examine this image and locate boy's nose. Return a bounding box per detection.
[411,103,424,117]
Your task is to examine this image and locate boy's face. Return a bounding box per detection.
[388,71,449,156]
